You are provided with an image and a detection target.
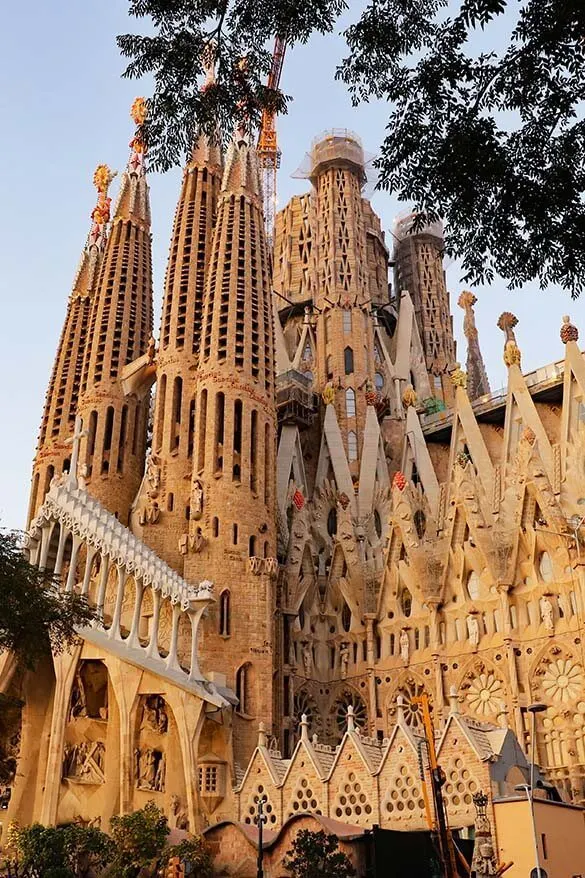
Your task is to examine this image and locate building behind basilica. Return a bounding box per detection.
[3,104,585,869]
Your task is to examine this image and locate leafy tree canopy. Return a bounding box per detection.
[108,800,169,877]
[0,532,96,670]
[5,822,115,878]
[119,0,585,295]
[283,829,355,878]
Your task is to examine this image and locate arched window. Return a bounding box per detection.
[346,388,356,418]
[399,587,413,618]
[212,516,219,538]
[327,507,338,536]
[348,431,358,461]
[342,602,351,632]
[233,523,238,545]
[249,535,256,557]
[326,355,333,380]
[236,663,252,715]
[219,590,231,636]
[167,493,174,512]
[344,347,354,375]
[374,372,384,392]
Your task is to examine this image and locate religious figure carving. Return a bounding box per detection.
[191,480,204,520]
[540,595,555,633]
[340,643,349,680]
[467,613,480,648]
[135,748,165,792]
[70,671,88,719]
[140,695,168,734]
[63,741,105,784]
[400,628,410,664]
[139,454,161,525]
[170,795,189,831]
[302,643,312,677]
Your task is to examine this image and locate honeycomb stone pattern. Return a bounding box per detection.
[333,771,373,825]
[243,784,278,826]
[287,777,322,819]
[382,763,425,822]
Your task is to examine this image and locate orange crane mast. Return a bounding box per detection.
[257,36,287,248]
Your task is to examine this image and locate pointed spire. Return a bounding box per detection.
[300,713,310,742]
[457,291,491,400]
[27,167,111,524]
[77,99,153,524]
[448,685,460,715]
[258,722,268,748]
[221,134,263,205]
[396,695,406,724]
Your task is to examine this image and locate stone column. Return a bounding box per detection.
[107,659,142,815]
[40,643,82,825]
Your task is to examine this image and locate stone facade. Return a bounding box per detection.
[8,115,585,855]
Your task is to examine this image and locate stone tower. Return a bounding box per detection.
[182,130,278,763]
[27,166,115,525]
[393,214,456,403]
[136,137,222,571]
[77,101,153,525]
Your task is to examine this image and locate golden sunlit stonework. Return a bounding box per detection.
[6,122,585,859]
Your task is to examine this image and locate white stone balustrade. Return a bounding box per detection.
[26,476,230,708]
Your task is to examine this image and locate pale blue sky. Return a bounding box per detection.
[0,1,579,529]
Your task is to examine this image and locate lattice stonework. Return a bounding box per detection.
[442,757,480,819]
[243,783,278,826]
[332,771,373,825]
[286,777,322,819]
[382,763,425,823]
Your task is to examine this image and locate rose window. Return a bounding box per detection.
[541,658,584,704]
[466,673,504,717]
[333,691,367,739]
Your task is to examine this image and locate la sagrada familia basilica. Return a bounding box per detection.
[4,92,585,842]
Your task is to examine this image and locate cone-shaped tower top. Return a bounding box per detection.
[27,166,116,525]
[221,130,264,207]
[77,99,154,524]
[138,130,223,570]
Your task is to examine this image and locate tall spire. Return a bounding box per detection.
[135,133,222,569]
[393,214,456,404]
[77,99,153,525]
[457,291,490,400]
[184,132,277,764]
[27,165,115,525]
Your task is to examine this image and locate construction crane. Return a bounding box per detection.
[257,36,287,248]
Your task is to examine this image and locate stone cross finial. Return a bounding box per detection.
[448,685,459,715]
[258,722,267,748]
[64,415,88,486]
[300,713,310,741]
[346,704,355,733]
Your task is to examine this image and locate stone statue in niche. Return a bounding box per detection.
[191,480,204,519]
[135,748,165,792]
[400,629,410,664]
[540,595,554,633]
[63,741,105,783]
[71,661,108,720]
[170,794,189,831]
[302,643,312,677]
[340,643,350,680]
[139,454,161,525]
[467,613,480,648]
[140,695,168,734]
[70,671,88,719]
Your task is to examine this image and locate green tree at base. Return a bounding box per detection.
[283,829,356,878]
